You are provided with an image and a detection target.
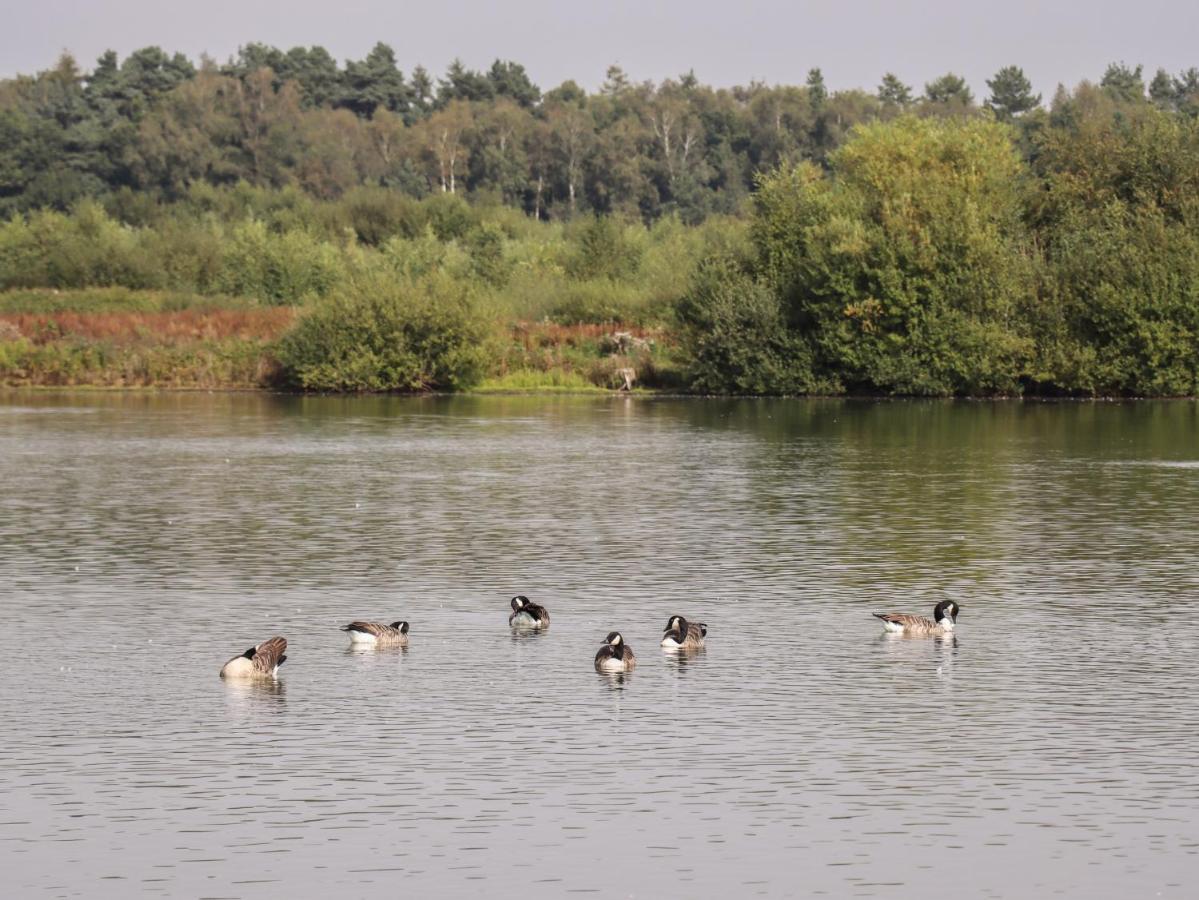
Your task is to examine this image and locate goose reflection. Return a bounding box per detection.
[509,626,550,646]
[878,631,959,650]
[596,669,634,690]
[344,641,409,656]
[222,676,286,711]
[877,630,959,677]
[662,645,706,672]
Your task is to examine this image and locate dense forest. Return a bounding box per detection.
[2,46,1199,395]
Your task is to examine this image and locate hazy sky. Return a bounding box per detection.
[4,0,1198,98]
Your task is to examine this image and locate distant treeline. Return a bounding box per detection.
[2,43,1197,220]
[3,47,1199,397]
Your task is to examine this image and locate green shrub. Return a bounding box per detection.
[0,203,158,290]
[542,279,654,325]
[378,230,472,281]
[1029,109,1199,395]
[466,223,512,287]
[751,117,1037,395]
[333,186,421,245]
[565,216,643,281]
[677,256,820,394]
[218,220,343,303]
[275,272,486,392]
[421,193,476,241]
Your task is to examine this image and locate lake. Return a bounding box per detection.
[1,392,1197,898]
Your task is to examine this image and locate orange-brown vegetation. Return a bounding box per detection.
[0,308,296,345]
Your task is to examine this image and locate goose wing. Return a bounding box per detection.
[251,636,288,673]
[342,621,388,637]
[873,613,935,629]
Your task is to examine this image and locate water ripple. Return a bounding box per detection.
[1,394,1197,898]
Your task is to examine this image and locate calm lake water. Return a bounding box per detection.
[2,392,1198,898]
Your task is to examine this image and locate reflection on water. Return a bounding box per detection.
[222,676,287,708]
[1,391,1198,898]
[661,646,706,672]
[344,642,410,656]
[595,670,634,691]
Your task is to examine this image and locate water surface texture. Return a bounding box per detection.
[2,393,1198,898]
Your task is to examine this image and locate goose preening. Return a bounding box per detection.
[594,631,636,673]
[340,621,410,646]
[660,615,707,649]
[874,600,961,635]
[509,595,550,629]
[220,636,287,679]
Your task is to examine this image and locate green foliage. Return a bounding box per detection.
[565,216,643,280]
[5,55,1199,399]
[749,117,1037,395]
[0,334,271,387]
[338,43,409,118]
[335,186,420,245]
[0,287,249,314]
[0,202,158,290]
[878,74,913,109]
[1030,108,1199,394]
[477,369,600,392]
[217,220,342,303]
[1101,63,1146,103]
[923,73,974,107]
[677,256,820,394]
[466,223,512,286]
[275,272,487,391]
[986,66,1041,120]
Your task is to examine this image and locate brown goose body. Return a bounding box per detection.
[220,636,287,679]
[341,621,409,646]
[595,632,636,672]
[660,615,707,649]
[874,600,961,636]
[508,595,550,629]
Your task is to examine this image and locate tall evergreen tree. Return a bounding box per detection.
[409,66,434,119]
[806,68,827,106]
[985,66,1041,120]
[438,59,494,105]
[285,47,341,107]
[339,43,408,118]
[486,60,540,108]
[878,73,913,108]
[924,73,974,106]
[1100,62,1145,103]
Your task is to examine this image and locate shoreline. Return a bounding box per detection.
[3,383,1197,402]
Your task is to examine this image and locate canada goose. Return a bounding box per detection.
[660,615,707,649]
[594,631,636,672]
[220,636,287,679]
[874,600,961,635]
[341,621,409,646]
[509,595,550,629]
